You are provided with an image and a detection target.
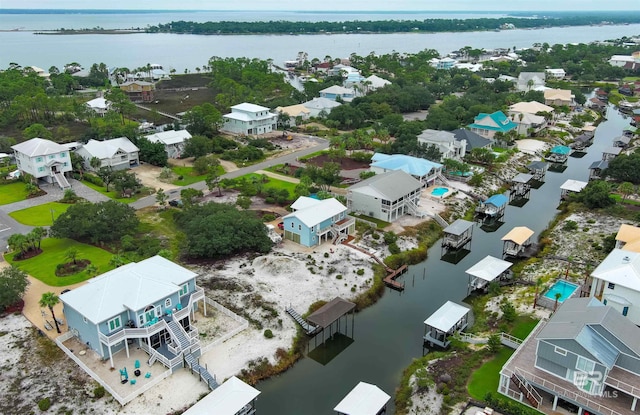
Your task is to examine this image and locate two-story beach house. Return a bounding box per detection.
[75,137,139,171]
[282,197,355,246]
[12,137,72,188]
[60,255,206,370]
[119,80,154,103]
[416,129,466,161]
[144,129,192,159]
[319,85,356,102]
[301,97,342,117]
[544,89,575,108]
[467,111,518,139]
[221,103,277,136]
[370,153,443,187]
[347,170,423,222]
[85,97,111,117]
[499,298,640,415]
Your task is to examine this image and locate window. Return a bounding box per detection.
[107,316,122,332]
[49,154,55,159]
[290,223,294,228]
[554,346,567,356]
[63,162,68,167]
[576,356,595,373]
[179,283,189,296]
[60,152,66,157]
[38,167,45,172]
[36,157,43,162]
[165,298,172,308]
[623,306,629,316]
[603,299,607,305]
[607,282,615,290]
[298,225,301,230]
[83,316,88,324]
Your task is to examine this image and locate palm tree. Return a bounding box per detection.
[85,264,98,277]
[109,254,125,268]
[65,248,79,265]
[40,292,61,333]
[533,277,543,309]
[554,292,562,312]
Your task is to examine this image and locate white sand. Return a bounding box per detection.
[516,139,547,155]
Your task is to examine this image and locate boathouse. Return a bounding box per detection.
[509,173,533,204]
[334,382,391,415]
[560,179,588,200]
[588,160,608,181]
[526,161,547,184]
[423,301,471,348]
[182,376,260,415]
[602,146,622,161]
[307,297,356,344]
[546,145,571,163]
[476,194,507,220]
[502,226,534,258]
[571,133,593,150]
[613,135,631,148]
[442,219,474,254]
[466,255,513,295]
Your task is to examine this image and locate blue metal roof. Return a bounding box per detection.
[467,111,517,133]
[484,194,508,207]
[550,145,571,155]
[370,153,442,177]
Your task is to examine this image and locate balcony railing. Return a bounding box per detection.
[98,320,168,346]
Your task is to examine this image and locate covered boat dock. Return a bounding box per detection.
[546,145,571,163]
[526,160,547,185]
[502,226,535,258]
[509,173,533,205]
[307,297,356,345]
[476,194,507,221]
[442,219,474,255]
[182,376,260,415]
[465,255,513,295]
[334,382,391,415]
[423,301,471,348]
[560,179,588,201]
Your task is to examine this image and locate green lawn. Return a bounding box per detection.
[6,238,117,286]
[170,165,224,186]
[238,173,297,198]
[0,181,28,206]
[468,347,514,400]
[9,202,72,226]
[611,194,640,206]
[82,180,149,204]
[509,316,539,340]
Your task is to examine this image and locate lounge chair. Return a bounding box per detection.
[145,372,151,379]
[134,360,140,369]
[130,379,136,385]
[176,304,182,311]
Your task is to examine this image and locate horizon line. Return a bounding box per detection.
[0,8,635,12]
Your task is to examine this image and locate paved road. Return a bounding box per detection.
[130,136,330,209]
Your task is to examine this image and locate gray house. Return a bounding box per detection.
[500,298,640,415]
[347,170,423,222]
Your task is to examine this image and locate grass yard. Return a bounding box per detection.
[82,180,151,203]
[509,316,539,340]
[9,202,72,226]
[170,165,224,186]
[137,207,181,260]
[6,238,117,286]
[238,173,297,198]
[467,347,514,400]
[0,181,28,205]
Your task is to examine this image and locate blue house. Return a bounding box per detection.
[468,111,518,139]
[60,255,206,370]
[283,197,355,246]
[370,153,443,187]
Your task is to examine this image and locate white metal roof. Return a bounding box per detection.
[86,97,109,110]
[60,256,197,324]
[231,102,270,113]
[12,137,68,157]
[283,198,347,228]
[333,382,390,415]
[423,301,471,332]
[560,179,588,193]
[80,137,139,159]
[145,129,192,145]
[290,196,321,211]
[466,255,513,282]
[591,248,640,292]
[320,85,354,95]
[182,376,260,415]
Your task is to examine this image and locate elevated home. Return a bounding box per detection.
[182,376,260,415]
[527,161,548,183]
[502,226,534,258]
[370,153,443,187]
[334,382,390,415]
[517,72,546,92]
[86,97,110,116]
[590,248,640,325]
[442,219,474,253]
[499,298,640,415]
[283,197,354,246]
[12,137,72,189]
[602,146,622,161]
[451,128,491,153]
[560,179,588,200]
[417,129,466,161]
[60,255,206,369]
[275,104,311,126]
[221,103,277,136]
[466,255,512,294]
[588,160,608,181]
[145,130,192,159]
[76,137,139,171]
[546,145,571,163]
[319,85,356,102]
[467,111,517,140]
[119,80,154,103]
[301,97,341,117]
[423,301,471,348]
[347,170,423,222]
[476,194,508,220]
[544,88,575,108]
[545,68,566,80]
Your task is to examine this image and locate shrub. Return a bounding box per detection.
[83,173,104,187]
[562,220,578,231]
[500,301,517,323]
[388,242,401,255]
[38,397,51,411]
[324,252,329,258]
[383,231,398,245]
[262,213,276,222]
[487,334,502,353]
[93,386,105,399]
[263,329,274,339]
[356,268,365,276]
[336,275,343,279]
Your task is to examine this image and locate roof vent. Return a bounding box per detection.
[623,256,631,263]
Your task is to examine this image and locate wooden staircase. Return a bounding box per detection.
[511,372,541,408]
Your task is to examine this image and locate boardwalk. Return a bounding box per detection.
[285,307,319,335]
[383,264,407,291]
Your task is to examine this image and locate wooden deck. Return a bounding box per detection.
[383,264,407,291]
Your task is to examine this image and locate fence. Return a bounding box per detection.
[200,297,249,354]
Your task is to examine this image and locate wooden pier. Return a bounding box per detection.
[285,307,319,335]
[383,264,407,291]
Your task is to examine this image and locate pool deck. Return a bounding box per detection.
[537,280,580,309]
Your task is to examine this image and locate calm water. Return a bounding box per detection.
[0,13,639,72]
[256,106,629,414]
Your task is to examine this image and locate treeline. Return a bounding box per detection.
[146,15,640,35]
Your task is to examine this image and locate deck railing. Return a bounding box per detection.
[98,323,166,346]
[604,374,640,399]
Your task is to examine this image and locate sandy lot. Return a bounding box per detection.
[131,164,180,191]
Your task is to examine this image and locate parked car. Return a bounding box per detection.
[277,221,284,230]
[169,199,183,207]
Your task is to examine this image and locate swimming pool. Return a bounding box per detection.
[431,187,449,197]
[543,280,579,303]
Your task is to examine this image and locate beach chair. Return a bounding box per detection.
[44,321,53,331]
[176,304,182,311]
[135,360,140,369]
[55,318,65,326]
[130,379,136,385]
[145,372,151,379]
[119,367,128,384]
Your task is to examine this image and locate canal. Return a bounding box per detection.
[256,104,629,414]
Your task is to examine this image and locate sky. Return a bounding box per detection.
[0,0,635,11]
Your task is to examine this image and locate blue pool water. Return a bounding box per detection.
[431,187,449,196]
[543,280,579,303]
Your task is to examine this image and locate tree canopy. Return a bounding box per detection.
[0,266,29,312]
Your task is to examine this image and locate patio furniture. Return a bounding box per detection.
[135,360,140,369]
[119,367,128,384]
[145,372,151,379]
[130,379,136,385]
[176,304,182,311]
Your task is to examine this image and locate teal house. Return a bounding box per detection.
[468,111,517,139]
[283,197,355,246]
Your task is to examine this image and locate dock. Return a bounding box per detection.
[285,307,319,335]
[383,264,407,291]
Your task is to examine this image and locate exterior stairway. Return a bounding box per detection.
[53,172,71,189]
[184,353,219,390]
[165,319,191,351]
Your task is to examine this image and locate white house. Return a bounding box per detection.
[12,137,72,188]
[221,103,278,136]
[85,97,111,116]
[545,68,566,79]
[145,129,192,159]
[319,85,356,102]
[608,54,638,67]
[416,129,466,161]
[517,72,546,92]
[362,74,391,92]
[76,137,140,171]
[301,97,342,117]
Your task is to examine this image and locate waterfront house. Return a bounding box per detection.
[544,89,575,107]
[301,97,342,117]
[369,153,443,187]
[76,137,139,171]
[11,137,72,188]
[144,129,192,159]
[451,128,492,153]
[60,255,206,369]
[417,129,466,160]
[283,197,354,247]
[275,104,311,126]
[499,297,640,415]
[429,57,456,70]
[590,248,640,325]
[221,103,277,136]
[423,301,471,348]
[119,80,154,103]
[545,68,566,80]
[182,376,260,415]
[615,223,640,253]
[319,85,356,102]
[85,97,111,116]
[347,170,423,222]
[560,179,587,200]
[501,226,534,258]
[588,160,608,181]
[602,146,622,161]
[467,111,517,139]
[334,382,390,415]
